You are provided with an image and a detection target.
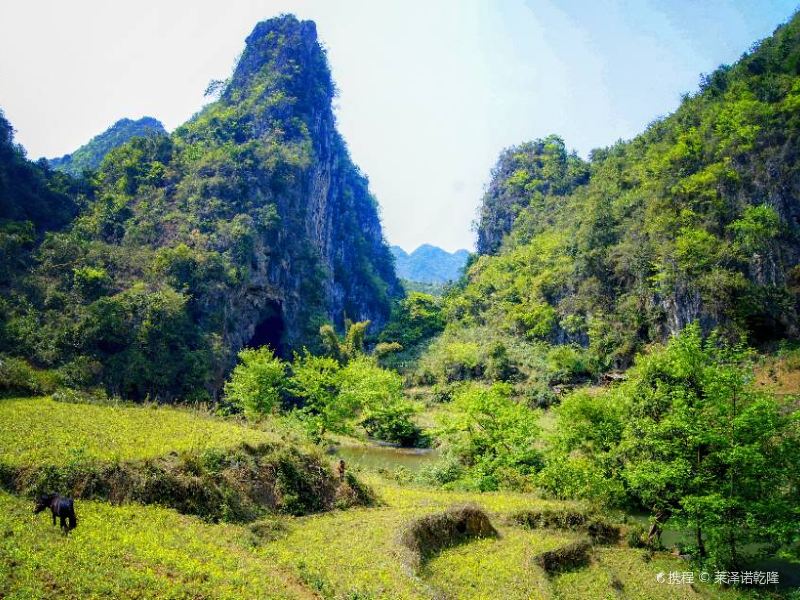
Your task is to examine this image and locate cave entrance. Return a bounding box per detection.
[247,301,286,358]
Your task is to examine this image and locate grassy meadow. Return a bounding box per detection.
[0,395,762,599]
[0,397,277,466]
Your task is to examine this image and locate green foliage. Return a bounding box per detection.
[436,14,800,383]
[288,351,346,439]
[49,116,166,176]
[436,383,541,491]
[0,110,79,231]
[0,16,400,402]
[0,356,59,397]
[545,325,800,569]
[319,319,372,364]
[616,325,800,568]
[340,356,423,445]
[284,350,423,445]
[380,292,445,349]
[224,347,286,419]
[476,135,589,254]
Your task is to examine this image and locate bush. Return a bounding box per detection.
[536,454,623,506]
[435,383,541,491]
[359,400,424,447]
[626,524,648,548]
[0,356,59,397]
[0,442,369,522]
[224,347,286,419]
[288,351,343,439]
[415,455,465,487]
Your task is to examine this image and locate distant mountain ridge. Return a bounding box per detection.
[391,244,470,283]
[49,116,166,175]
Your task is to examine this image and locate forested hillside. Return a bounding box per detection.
[49,116,166,176]
[440,13,800,390]
[0,15,400,401]
[2,9,800,599]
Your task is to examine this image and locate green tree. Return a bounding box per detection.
[224,347,286,419]
[288,351,344,439]
[617,325,800,567]
[437,383,541,491]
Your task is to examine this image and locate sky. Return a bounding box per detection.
[1,1,797,252]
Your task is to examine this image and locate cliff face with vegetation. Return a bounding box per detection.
[475,135,589,255]
[49,117,166,176]
[0,15,400,400]
[422,13,800,399]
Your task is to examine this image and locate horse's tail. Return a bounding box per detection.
[68,509,77,530]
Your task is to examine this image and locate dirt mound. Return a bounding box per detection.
[532,539,592,574]
[398,503,498,570]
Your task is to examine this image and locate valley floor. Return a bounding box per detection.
[0,398,774,599]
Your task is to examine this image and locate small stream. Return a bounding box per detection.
[331,443,441,473]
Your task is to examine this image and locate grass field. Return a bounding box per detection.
[0,490,312,600]
[0,397,277,466]
[0,398,762,598]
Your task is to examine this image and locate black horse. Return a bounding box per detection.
[33,493,77,533]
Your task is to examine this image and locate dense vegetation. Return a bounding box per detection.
[419,13,800,404]
[2,9,800,599]
[49,116,166,176]
[0,16,400,402]
[475,135,589,255]
[380,11,800,578]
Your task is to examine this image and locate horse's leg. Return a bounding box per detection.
[52,510,56,526]
[60,514,67,533]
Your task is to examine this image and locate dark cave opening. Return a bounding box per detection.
[247,301,286,358]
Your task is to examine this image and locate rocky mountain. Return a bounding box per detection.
[49,117,166,175]
[0,15,401,400]
[391,244,469,283]
[475,135,589,255]
[437,12,800,380]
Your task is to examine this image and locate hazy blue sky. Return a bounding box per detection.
[1,1,797,251]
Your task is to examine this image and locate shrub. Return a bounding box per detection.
[435,383,541,491]
[626,524,648,548]
[359,400,423,447]
[288,351,343,439]
[415,455,466,487]
[224,347,286,419]
[0,356,59,397]
[536,454,623,506]
[1,442,371,522]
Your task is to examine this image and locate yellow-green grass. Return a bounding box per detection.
[0,490,314,600]
[422,527,573,600]
[0,397,276,466]
[261,478,748,600]
[262,480,580,600]
[0,478,754,600]
[0,399,758,599]
[553,547,746,600]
